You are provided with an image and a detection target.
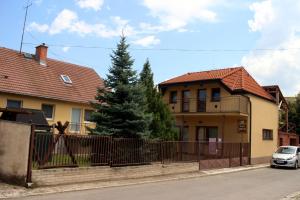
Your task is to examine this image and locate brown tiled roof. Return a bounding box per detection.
[0,47,104,104]
[159,66,274,101]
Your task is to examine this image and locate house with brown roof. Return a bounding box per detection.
[0,44,104,133]
[159,67,280,164]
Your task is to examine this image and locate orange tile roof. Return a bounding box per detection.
[0,47,104,104]
[159,67,274,101]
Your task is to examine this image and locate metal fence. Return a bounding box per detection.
[32,132,250,169]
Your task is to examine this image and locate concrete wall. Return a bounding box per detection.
[0,93,94,134]
[32,163,199,187]
[248,95,278,164]
[0,120,31,185]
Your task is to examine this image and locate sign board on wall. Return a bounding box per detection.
[238,120,247,133]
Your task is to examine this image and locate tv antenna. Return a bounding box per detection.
[19,0,32,54]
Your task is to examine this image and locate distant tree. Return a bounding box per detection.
[288,93,300,134]
[91,36,151,138]
[139,59,178,140]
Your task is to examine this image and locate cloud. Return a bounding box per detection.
[141,0,221,32]
[29,9,135,38]
[28,22,49,32]
[242,0,300,96]
[62,46,70,52]
[49,9,78,35]
[75,0,104,11]
[132,35,160,47]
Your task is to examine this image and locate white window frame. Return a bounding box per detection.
[70,108,82,133]
[41,104,55,120]
[60,75,72,84]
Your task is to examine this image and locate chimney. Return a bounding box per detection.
[35,43,48,65]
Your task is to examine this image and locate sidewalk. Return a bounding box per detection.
[0,164,268,199]
[281,192,300,200]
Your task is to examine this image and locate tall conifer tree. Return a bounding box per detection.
[139,59,178,140]
[91,36,151,138]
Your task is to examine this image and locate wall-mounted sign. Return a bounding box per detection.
[238,120,247,133]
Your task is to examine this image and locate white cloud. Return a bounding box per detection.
[242,0,300,96]
[28,22,49,32]
[248,0,275,32]
[62,46,70,52]
[75,0,104,11]
[142,0,221,32]
[132,35,160,47]
[29,9,135,38]
[49,9,78,35]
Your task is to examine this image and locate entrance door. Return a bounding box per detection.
[196,127,218,155]
[71,108,81,132]
[197,89,206,112]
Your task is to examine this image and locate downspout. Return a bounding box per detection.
[242,95,252,165]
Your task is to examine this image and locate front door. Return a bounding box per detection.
[196,127,218,155]
[71,108,81,132]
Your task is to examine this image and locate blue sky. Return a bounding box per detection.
[1,0,300,96]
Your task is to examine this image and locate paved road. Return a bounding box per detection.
[13,167,300,200]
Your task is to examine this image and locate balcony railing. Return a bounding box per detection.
[168,95,249,114]
[67,122,96,134]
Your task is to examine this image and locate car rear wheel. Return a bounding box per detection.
[270,164,275,168]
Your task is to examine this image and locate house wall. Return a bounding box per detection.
[0,93,94,134]
[175,115,248,143]
[0,120,31,185]
[248,94,278,164]
[162,82,231,113]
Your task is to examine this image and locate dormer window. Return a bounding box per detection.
[61,75,72,84]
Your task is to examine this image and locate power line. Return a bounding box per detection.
[22,42,300,53]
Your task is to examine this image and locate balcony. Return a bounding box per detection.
[67,122,96,134]
[168,95,249,115]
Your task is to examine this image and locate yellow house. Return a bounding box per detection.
[159,67,279,164]
[0,44,104,134]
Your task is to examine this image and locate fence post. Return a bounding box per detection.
[229,143,232,168]
[198,141,201,171]
[160,141,164,165]
[109,136,113,167]
[239,143,242,166]
[26,124,35,188]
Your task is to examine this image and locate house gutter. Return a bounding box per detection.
[242,95,252,165]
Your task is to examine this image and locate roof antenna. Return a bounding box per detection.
[19,0,32,54]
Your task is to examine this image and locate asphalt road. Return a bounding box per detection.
[13,167,300,200]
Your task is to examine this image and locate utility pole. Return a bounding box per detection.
[19,1,32,54]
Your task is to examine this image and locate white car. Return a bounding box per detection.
[270,146,300,169]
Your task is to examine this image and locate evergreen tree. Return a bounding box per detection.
[91,36,151,138]
[139,59,178,140]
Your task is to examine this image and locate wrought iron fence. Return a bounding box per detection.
[32,132,250,169]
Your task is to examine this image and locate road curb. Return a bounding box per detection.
[0,164,268,199]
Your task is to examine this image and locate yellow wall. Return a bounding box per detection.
[161,82,249,114]
[175,115,248,143]
[0,92,94,131]
[248,94,278,159]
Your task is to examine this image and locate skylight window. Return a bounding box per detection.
[23,53,33,59]
[60,75,72,84]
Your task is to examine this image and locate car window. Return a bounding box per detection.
[276,147,296,154]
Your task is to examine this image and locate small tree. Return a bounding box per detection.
[288,93,300,134]
[139,59,178,140]
[91,36,151,138]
